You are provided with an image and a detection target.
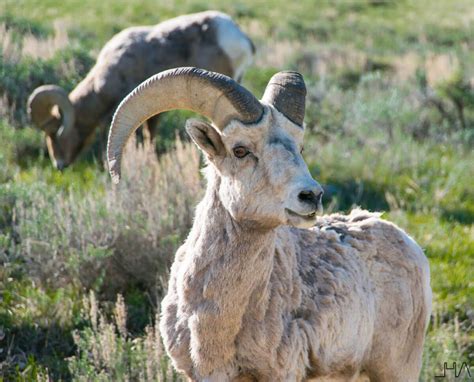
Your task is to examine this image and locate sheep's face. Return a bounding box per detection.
[45,128,85,170]
[186,106,323,229]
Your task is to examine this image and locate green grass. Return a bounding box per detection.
[3,0,473,53]
[0,0,473,380]
[305,135,474,312]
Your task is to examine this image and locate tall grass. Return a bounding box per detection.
[68,292,181,381]
[0,20,93,125]
[1,140,202,379]
[13,139,202,294]
[422,313,473,381]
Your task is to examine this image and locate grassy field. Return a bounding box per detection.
[1,0,473,380]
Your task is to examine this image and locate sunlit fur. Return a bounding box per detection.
[160,105,431,381]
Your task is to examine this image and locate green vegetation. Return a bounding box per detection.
[1,0,473,380]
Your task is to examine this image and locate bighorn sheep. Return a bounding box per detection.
[27,11,254,170]
[107,67,432,381]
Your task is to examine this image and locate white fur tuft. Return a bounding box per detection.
[212,13,254,80]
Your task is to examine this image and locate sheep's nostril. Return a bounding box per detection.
[298,189,324,207]
[298,190,316,203]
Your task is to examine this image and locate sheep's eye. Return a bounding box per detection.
[233,146,249,158]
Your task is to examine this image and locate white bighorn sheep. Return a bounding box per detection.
[27,11,254,170]
[107,67,432,381]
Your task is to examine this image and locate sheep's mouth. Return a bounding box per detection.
[286,209,317,220]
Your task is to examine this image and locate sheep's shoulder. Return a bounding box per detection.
[290,208,428,313]
[294,209,429,330]
[308,208,426,269]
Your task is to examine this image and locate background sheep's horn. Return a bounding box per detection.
[107,67,263,184]
[27,85,75,135]
[262,71,306,126]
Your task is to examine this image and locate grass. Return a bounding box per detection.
[0,0,473,380]
[0,141,200,380]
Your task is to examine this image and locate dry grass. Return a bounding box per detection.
[0,20,70,62]
[22,20,70,60]
[255,36,373,82]
[394,52,461,86]
[15,138,203,295]
[69,291,180,381]
[294,46,368,78]
[424,53,461,86]
[255,33,466,89]
[392,52,420,82]
[0,20,83,125]
[0,23,20,62]
[255,39,300,68]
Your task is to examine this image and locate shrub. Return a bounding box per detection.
[0,22,93,125]
[422,313,473,381]
[13,139,203,295]
[68,292,181,381]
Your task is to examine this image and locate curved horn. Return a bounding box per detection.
[107,67,263,183]
[262,71,306,126]
[27,85,75,135]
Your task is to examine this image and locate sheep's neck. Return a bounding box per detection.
[69,74,111,136]
[184,182,276,376]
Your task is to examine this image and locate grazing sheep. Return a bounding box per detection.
[27,11,254,170]
[107,67,432,381]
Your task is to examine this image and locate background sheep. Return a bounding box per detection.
[27,11,254,169]
[107,67,432,381]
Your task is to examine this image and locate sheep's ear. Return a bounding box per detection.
[185,119,225,159]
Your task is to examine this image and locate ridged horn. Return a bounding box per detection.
[262,71,306,126]
[27,85,75,135]
[107,67,263,184]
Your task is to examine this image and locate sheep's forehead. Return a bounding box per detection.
[220,106,305,150]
